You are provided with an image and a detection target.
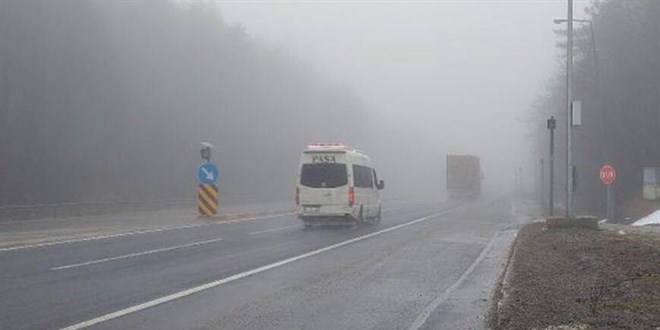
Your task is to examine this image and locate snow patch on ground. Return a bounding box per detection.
[633,210,660,226]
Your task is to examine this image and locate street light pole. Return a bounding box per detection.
[554,15,598,219]
[566,0,574,218]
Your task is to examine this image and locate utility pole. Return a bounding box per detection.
[540,158,545,209]
[565,0,574,218]
[547,116,556,215]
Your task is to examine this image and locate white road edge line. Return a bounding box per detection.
[248,224,300,235]
[50,238,224,271]
[59,210,448,330]
[406,230,501,330]
[0,213,293,253]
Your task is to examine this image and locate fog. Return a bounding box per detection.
[218,1,590,200]
[0,0,596,207]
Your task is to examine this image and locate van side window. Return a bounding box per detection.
[352,165,374,188]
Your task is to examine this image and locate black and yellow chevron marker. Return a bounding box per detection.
[197,184,218,216]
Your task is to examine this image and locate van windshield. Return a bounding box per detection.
[300,163,347,188]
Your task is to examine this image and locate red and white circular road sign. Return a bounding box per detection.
[600,164,616,185]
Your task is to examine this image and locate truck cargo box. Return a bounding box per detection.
[446,155,481,198]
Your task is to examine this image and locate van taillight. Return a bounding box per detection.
[295,187,300,205]
[348,187,355,206]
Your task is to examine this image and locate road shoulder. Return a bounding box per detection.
[0,203,292,250]
[418,227,519,330]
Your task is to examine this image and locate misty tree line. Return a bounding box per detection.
[0,1,368,205]
[532,0,659,216]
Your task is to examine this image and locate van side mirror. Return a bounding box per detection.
[377,180,385,190]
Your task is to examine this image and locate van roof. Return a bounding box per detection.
[305,143,348,151]
[303,144,365,154]
[302,145,370,162]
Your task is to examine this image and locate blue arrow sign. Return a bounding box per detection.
[197,163,219,185]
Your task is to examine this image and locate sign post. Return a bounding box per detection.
[600,164,616,219]
[197,163,219,216]
[547,116,556,215]
[197,143,219,217]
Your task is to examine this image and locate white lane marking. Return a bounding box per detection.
[407,231,500,330]
[59,210,449,330]
[0,213,293,253]
[248,224,299,235]
[50,238,224,271]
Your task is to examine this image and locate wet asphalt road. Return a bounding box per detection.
[0,197,534,330]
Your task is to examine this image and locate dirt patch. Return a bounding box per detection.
[489,222,660,330]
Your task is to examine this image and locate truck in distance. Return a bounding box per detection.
[446,154,481,199]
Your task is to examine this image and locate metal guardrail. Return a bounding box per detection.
[0,199,190,210]
[0,199,196,221]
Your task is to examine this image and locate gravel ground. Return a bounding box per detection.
[489,222,660,330]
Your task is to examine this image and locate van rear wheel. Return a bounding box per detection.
[374,206,382,223]
[355,206,364,225]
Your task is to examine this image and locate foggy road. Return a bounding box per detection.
[2,1,658,329]
[0,197,536,330]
